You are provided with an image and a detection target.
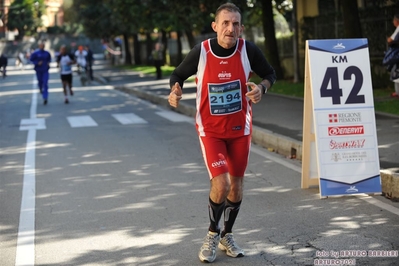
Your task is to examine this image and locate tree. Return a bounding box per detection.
[259,0,285,79]
[7,0,45,40]
[340,0,362,38]
[72,0,128,63]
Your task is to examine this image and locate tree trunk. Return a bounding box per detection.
[146,32,153,65]
[184,27,196,49]
[341,0,362,38]
[259,0,284,79]
[161,29,168,65]
[123,33,132,65]
[176,30,183,65]
[133,33,141,65]
[292,0,300,82]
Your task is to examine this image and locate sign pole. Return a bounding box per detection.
[301,43,319,189]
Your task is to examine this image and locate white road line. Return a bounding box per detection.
[251,145,399,217]
[67,115,98,128]
[15,129,36,266]
[112,113,148,125]
[155,110,194,123]
[15,77,38,266]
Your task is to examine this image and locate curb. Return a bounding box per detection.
[114,84,398,201]
[380,170,399,202]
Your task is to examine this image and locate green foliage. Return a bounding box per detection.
[374,99,399,115]
[7,0,45,39]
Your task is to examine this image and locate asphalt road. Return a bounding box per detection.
[1,62,399,266]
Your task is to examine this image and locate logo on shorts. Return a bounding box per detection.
[211,159,226,168]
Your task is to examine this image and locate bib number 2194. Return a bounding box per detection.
[320,66,365,105]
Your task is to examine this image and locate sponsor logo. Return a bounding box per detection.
[331,151,368,162]
[210,86,225,92]
[329,139,365,149]
[342,151,368,161]
[211,159,227,168]
[232,126,242,131]
[218,71,232,80]
[346,186,359,193]
[328,125,364,136]
[328,113,362,123]
[329,114,338,123]
[331,153,341,162]
[220,61,228,65]
[333,43,345,49]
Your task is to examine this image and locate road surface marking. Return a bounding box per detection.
[15,77,38,266]
[112,113,148,125]
[20,118,46,131]
[155,110,194,123]
[67,115,98,128]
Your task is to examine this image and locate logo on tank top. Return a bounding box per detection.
[218,71,232,80]
[220,61,228,65]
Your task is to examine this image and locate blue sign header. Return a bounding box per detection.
[308,39,368,54]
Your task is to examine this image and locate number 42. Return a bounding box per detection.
[320,66,365,105]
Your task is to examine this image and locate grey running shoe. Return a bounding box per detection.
[198,231,220,263]
[218,233,245,257]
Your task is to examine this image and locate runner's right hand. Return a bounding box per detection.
[168,82,182,108]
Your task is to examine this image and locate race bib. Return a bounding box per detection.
[61,63,72,72]
[208,80,242,115]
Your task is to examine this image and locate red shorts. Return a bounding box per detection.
[199,135,251,179]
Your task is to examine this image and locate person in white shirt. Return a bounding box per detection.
[57,45,76,104]
[74,45,88,74]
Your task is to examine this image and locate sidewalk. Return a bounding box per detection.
[64,60,399,200]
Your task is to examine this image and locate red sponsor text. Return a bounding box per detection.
[328,125,364,136]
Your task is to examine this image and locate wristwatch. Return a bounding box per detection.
[259,83,268,94]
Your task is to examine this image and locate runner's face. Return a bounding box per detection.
[212,10,243,49]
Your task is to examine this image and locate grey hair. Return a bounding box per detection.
[215,3,242,22]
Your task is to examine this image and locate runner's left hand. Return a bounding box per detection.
[245,82,262,104]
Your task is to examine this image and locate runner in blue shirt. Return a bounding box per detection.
[30,42,52,105]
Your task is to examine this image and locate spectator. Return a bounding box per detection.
[151,43,164,80]
[16,52,25,69]
[387,13,399,98]
[85,45,94,81]
[75,45,88,75]
[0,53,7,78]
